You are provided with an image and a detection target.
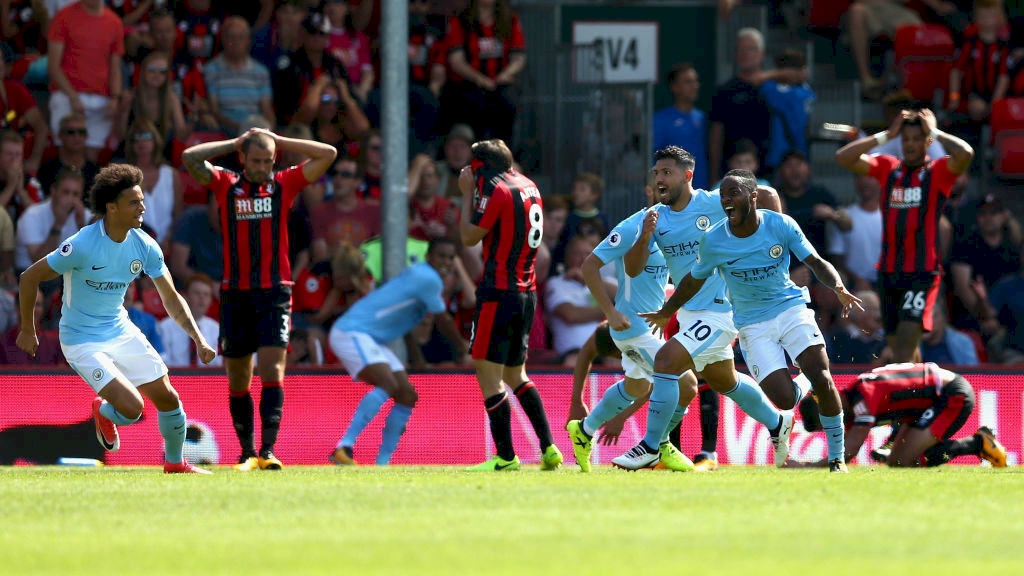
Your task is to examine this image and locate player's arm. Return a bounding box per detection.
[151,273,216,364]
[802,252,863,317]
[268,129,338,182]
[623,210,657,277]
[582,252,628,331]
[836,110,909,175]
[919,109,974,175]
[458,167,490,246]
[640,272,706,336]
[755,185,782,213]
[15,258,60,356]
[181,137,238,186]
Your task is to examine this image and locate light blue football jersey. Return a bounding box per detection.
[46,220,167,346]
[333,262,447,344]
[691,210,814,327]
[651,189,730,313]
[592,208,669,341]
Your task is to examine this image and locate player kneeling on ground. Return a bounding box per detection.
[17,164,217,473]
[792,362,1007,468]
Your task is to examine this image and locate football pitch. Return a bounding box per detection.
[2,465,1022,575]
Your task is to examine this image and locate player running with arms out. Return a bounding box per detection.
[16,164,217,474]
[613,147,793,471]
[792,362,1006,468]
[459,139,562,471]
[835,109,974,363]
[181,127,337,471]
[327,238,467,466]
[565,177,698,472]
[644,169,863,472]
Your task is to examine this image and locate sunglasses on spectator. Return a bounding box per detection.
[321,94,339,103]
[63,128,87,136]
[335,170,357,178]
[147,65,168,73]
[132,131,155,141]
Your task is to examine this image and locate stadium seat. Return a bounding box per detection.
[989,98,1024,177]
[807,0,851,30]
[899,59,953,104]
[893,24,955,105]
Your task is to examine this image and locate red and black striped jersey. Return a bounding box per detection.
[446,14,525,81]
[209,165,309,291]
[843,362,944,427]
[409,16,447,86]
[868,155,957,274]
[953,32,1010,100]
[471,169,543,292]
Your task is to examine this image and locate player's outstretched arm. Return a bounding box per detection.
[181,137,239,185]
[802,253,864,318]
[152,273,216,364]
[15,259,60,357]
[639,273,706,336]
[269,130,338,182]
[581,253,628,331]
[920,109,974,175]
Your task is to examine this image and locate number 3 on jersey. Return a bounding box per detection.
[527,203,543,249]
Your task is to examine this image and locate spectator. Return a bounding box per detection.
[980,248,1024,364]
[0,0,48,56]
[408,153,460,242]
[289,73,370,151]
[408,0,448,100]
[14,167,88,274]
[169,192,224,289]
[287,327,324,365]
[251,0,306,72]
[846,0,923,99]
[173,0,226,64]
[760,49,814,173]
[947,0,1010,142]
[309,155,381,264]
[827,173,883,292]
[869,91,946,160]
[949,194,1021,331]
[544,234,611,367]
[775,150,849,256]
[444,0,526,144]
[157,273,222,367]
[920,301,980,365]
[652,62,708,190]
[0,48,49,174]
[0,205,12,284]
[708,27,771,183]
[125,120,184,249]
[115,50,190,155]
[434,123,474,204]
[826,289,886,365]
[0,130,41,220]
[203,16,275,136]
[710,139,771,189]
[0,287,65,365]
[554,172,609,269]
[46,0,124,162]
[357,129,382,200]
[271,12,351,128]
[124,279,164,355]
[35,114,99,198]
[323,0,375,105]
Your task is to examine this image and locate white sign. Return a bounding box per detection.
[572,21,659,84]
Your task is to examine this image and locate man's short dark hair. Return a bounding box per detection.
[653,146,696,173]
[240,132,275,155]
[90,164,144,215]
[667,62,695,85]
[471,139,514,173]
[427,236,457,255]
[722,169,758,195]
[731,139,760,159]
[775,49,806,70]
[52,166,85,192]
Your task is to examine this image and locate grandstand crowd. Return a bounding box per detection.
[1,0,1024,372]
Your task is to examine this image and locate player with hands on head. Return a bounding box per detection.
[17,164,216,474]
[642,169,862,473]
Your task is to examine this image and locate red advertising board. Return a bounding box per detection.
[0,369,1019,467]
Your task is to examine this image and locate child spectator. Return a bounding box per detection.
[710,139,770,190]
[554,172,609,271]
[760,49,814,173]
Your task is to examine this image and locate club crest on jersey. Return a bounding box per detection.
[695,216,711,230]
[608,232,621,246]
[769,244,783,258]
[58,241,73,256]
[751,365,759,379]
[130,260,143,275]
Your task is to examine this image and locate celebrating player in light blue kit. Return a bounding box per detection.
[565,180,698,472]
[16,164,217,474]
[328,238,466,466]
[643,169,863,473]
[614,147,793,470]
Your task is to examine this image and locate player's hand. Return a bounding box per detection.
[887,110,909,140]
[608,309,631,332]
[833,285,864,319]
[598,414,627,445]
[195,340,217,364]
[16,330,39,357]
[458,165,475,196]
[567,400,589,424]
[918,108,938,137]
[639,308,672,337]
[641,209,659,237]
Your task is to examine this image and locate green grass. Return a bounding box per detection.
[2,465,1023,575]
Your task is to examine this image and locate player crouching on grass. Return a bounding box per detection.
[791,362,1007,468]
[16,164,217,474]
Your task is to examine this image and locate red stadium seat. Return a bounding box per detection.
[989,98,1024,177]
[893,25,955,105]
[807,0,851,30]
[899,59,953,104]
